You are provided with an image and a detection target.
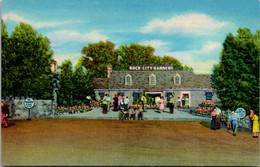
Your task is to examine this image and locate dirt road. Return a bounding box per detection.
[1,118,259,166]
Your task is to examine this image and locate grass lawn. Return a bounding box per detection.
[1,118,259,166]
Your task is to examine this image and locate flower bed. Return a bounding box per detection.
[91,101,102,107]
[129,104,142,109]
[190,107,213,117]
[146,104,159,110]
[198,101,215,107]
[56,105,92,114]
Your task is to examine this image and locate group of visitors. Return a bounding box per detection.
[118,107,144,120]
[101,93,130,114]
[211,106,259,137]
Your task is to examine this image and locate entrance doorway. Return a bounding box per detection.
[180,91,190,108]
[145,92,162,104]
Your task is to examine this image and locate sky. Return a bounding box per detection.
[1,0,259,74]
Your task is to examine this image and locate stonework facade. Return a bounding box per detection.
[93,66,220,107]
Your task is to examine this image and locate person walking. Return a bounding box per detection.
[159,96,165,113]
[249,109,254,133]
[169,95,175,114]
[252,113,259,138]
[215,105,222,129]
[230,111,240,136]
[1,101,9,128]
[211,106,217,130]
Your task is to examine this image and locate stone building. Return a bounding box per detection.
[93,65,219,107]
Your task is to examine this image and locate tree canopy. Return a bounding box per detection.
[212,28,259,114]
[1,21,53,99]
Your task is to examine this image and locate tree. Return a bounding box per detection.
[212,28,259,114]
[81,40,118,78]
[57,60,74,106]
[1,22,53,98]
[116,43,156,69]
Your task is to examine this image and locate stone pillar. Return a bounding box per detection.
[52,88,58,116]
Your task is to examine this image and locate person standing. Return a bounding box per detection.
[215,105,222,129]
[249,109,254,133]
[113,94,118,111]
[184,96,189,108]
[106,94,111,112]
[177,97,181,108]
[118,94,122,109]
[1,101,9,128]
[86,96,91,108]
[225,109,231,130]
[181,96,185,108]
[102,94,108,114]
[141,94,147,112]
[169,95,175,114]
[230,111,240,136]
[159,96,165,113]
[252,113,259,138]
[124,96,130,111]
[155,96,160,108]
[211,107,217,130]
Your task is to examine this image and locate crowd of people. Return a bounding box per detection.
[210,106,259,138]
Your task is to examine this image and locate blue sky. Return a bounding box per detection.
[1,0,259,74]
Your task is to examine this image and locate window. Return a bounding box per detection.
[174,73,181,85]
[133,92,140,102]
[125,74,132,85]
[98,92,105,100]
[149,73,156,85]
[205,92,213,100]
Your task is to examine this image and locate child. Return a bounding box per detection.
[129,109,136,120]
[123,110,129,120]
[137,107,143,120]
[118,110,124,120]
[252,113,259,138]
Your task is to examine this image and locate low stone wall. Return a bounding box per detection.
[6,99,52,118]
[239,116,251,129]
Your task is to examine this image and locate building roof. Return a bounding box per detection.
[93,70,213,90]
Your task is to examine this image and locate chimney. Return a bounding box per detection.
[107,65,112,78]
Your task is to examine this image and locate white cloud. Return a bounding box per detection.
[141,14,229,35]
[2,13,80,28]
[54,52,82,68]
[140,39,221,74]
[48,30,108,45]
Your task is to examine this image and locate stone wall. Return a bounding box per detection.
[239,116,251,129]
[4,99,52,118]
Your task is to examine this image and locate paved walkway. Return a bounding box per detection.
[54,107,210,121]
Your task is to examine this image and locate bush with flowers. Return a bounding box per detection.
[56,105,91,114]
[91,101,102,107]
[146,104,159,110]
[190,101,215,117]
[129,104,142,109]
[198,101,215,107]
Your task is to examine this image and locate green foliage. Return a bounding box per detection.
[57,60,94,106]
[81,40,118,78]
[1,21,53,99]
[212,28,260,115]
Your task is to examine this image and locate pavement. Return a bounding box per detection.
[54,107,211,122]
